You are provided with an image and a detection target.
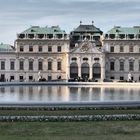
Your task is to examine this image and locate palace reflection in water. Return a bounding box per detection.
[0,86,140,103]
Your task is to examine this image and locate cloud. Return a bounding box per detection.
[0,0,140,45]
[60,0,140,2]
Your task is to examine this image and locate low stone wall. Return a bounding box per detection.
[0,114,140,122]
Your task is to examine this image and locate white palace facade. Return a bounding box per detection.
[0,23,140,82]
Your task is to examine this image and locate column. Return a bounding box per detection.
[89,66,92,79]
[101,55,105,82]
[66,54,69,81]
[91,36,93,41]
[25,34,28,39]
[62,34,64,39]
[101,67,105,82]
[43,34,45,39]
[78,65,81,78]
[45,34,47,39]
[90,35,92,41]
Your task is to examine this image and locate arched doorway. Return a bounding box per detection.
[81,63,89,79]
[93,63,101,79]
[70,62,78,78]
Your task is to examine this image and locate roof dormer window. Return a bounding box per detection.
[38,34,44,39]
[28,34,34,39]
[109,34,115,39]
[128,34,134,39]
[119,34,125,39]
[19,34,25,39]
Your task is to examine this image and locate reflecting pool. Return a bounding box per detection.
[0,86,140,103]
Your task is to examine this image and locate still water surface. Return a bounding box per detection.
[0,86,140,103]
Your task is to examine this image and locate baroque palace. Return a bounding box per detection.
[1,22,140,82]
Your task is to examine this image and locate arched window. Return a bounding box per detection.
[70,63,78,78]
[81,63,89,78]
[120,46,124,52]
[109,59,115,71]
[92,63,101,79]
[129,60,134,71]
[119,60,124,71]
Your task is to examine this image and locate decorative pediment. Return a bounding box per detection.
[71,40,102,54]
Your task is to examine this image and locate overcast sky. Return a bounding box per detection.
[0,0,140,45]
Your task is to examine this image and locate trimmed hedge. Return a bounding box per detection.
[0,106,140,111]
[0,114,140,122]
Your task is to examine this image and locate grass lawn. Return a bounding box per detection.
[0,121,140,140]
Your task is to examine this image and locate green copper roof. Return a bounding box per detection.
[107,26,140,34]
[21,26,66,34]
[0,43,14,52]
[73,25,103,33]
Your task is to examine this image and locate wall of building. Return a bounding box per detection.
[104,40,140,81]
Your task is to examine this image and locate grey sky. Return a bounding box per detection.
[0,0,140,45]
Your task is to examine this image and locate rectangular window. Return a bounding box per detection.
[129,61,134,71]
[120,61,124,71]
[20,46,24,52]
[120,46,124,52]
[110,62,115,71]
[10,61,15,70]
[29,46,33,52]
[38,46,42,52]
[19,61,24,70]
[19,76,24,82]
[38,61,43,70]
[48,61,52,70]
[129,46,133,52]
[120,76,124,80]
[57,46,61,52]
[29,61,33,70]
[48,76,52,81]
[29,76,33,81]
[57,61,61,70]
[110,46,114,52]
[48,46,52,52]
[110,76,114,79]
[1,61,5,70]
[10,76,14,81]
